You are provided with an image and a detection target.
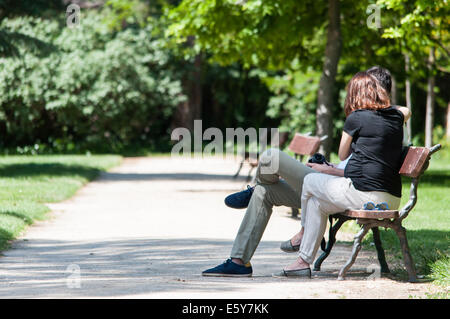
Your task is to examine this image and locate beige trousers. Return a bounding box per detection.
[298,173,401,264]
[230,148,401,265]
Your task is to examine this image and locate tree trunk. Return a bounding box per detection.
[316,0,342,158]
[404,54,412,144]
[171,38,203,133]
[446,101,450,140]
[391,75,397,106]
[425,47,435,148]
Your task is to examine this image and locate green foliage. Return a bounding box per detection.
[166,0,449,152]
[201,62,276,130]
[0,12,185,153]
[0,0,65,57]
[261,62,321,134]
[103,0,150,30]
[379,0,449,74]
[167,0,325,70]
[0,0,64,19]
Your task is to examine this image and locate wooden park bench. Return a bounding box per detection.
[313,144,442,282]
[288,133,323,162]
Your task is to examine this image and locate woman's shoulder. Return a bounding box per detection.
[378,105,399,112]
[349,106,405,122]
[349,108,374,118]
[351,108,378,115]
[349,107,403,125]
[376,106,404,118]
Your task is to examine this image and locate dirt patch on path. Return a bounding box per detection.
[0,156,435,298]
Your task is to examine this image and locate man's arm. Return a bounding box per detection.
[394,105,412,123]
[393,105,412,145]
[338,131,353,161]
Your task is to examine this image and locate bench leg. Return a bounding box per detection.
[338,225,370,280]
[233,160,244,178]
[249,166,258,185]
[246,165,255,182]
[291,207,299,218]
[314,216,346,271]
[372,227,390,274]
[393,224,418,283]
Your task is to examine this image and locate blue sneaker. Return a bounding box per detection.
[363,202,376,210]
[224,185,255,209]
[375,202,389,210]
[363,202,389,210]
[202,259,253,277]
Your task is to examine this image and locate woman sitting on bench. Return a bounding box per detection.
[277,71,411,277]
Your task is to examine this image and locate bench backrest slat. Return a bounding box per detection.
[399,147,430,178]
[288,134,321,156]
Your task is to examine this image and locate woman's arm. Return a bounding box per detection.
[338,131,353,161]
[306,163,345,177]
[307,130,352,176]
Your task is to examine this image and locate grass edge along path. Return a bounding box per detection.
[0,154,122,251]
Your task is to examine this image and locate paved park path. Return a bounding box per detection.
[0,156,435,298]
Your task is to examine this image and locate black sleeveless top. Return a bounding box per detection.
[343,107,404,197]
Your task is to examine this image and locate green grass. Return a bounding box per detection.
[0,154,122,250]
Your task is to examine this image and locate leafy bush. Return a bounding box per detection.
[261,61,346,149]
[0,12,185,153]
[262,64,320,135]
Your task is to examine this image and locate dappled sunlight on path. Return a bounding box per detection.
[0,156,433,298]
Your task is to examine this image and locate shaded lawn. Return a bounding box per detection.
[0,155,122,250]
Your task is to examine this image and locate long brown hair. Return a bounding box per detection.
[344,71,390,117]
